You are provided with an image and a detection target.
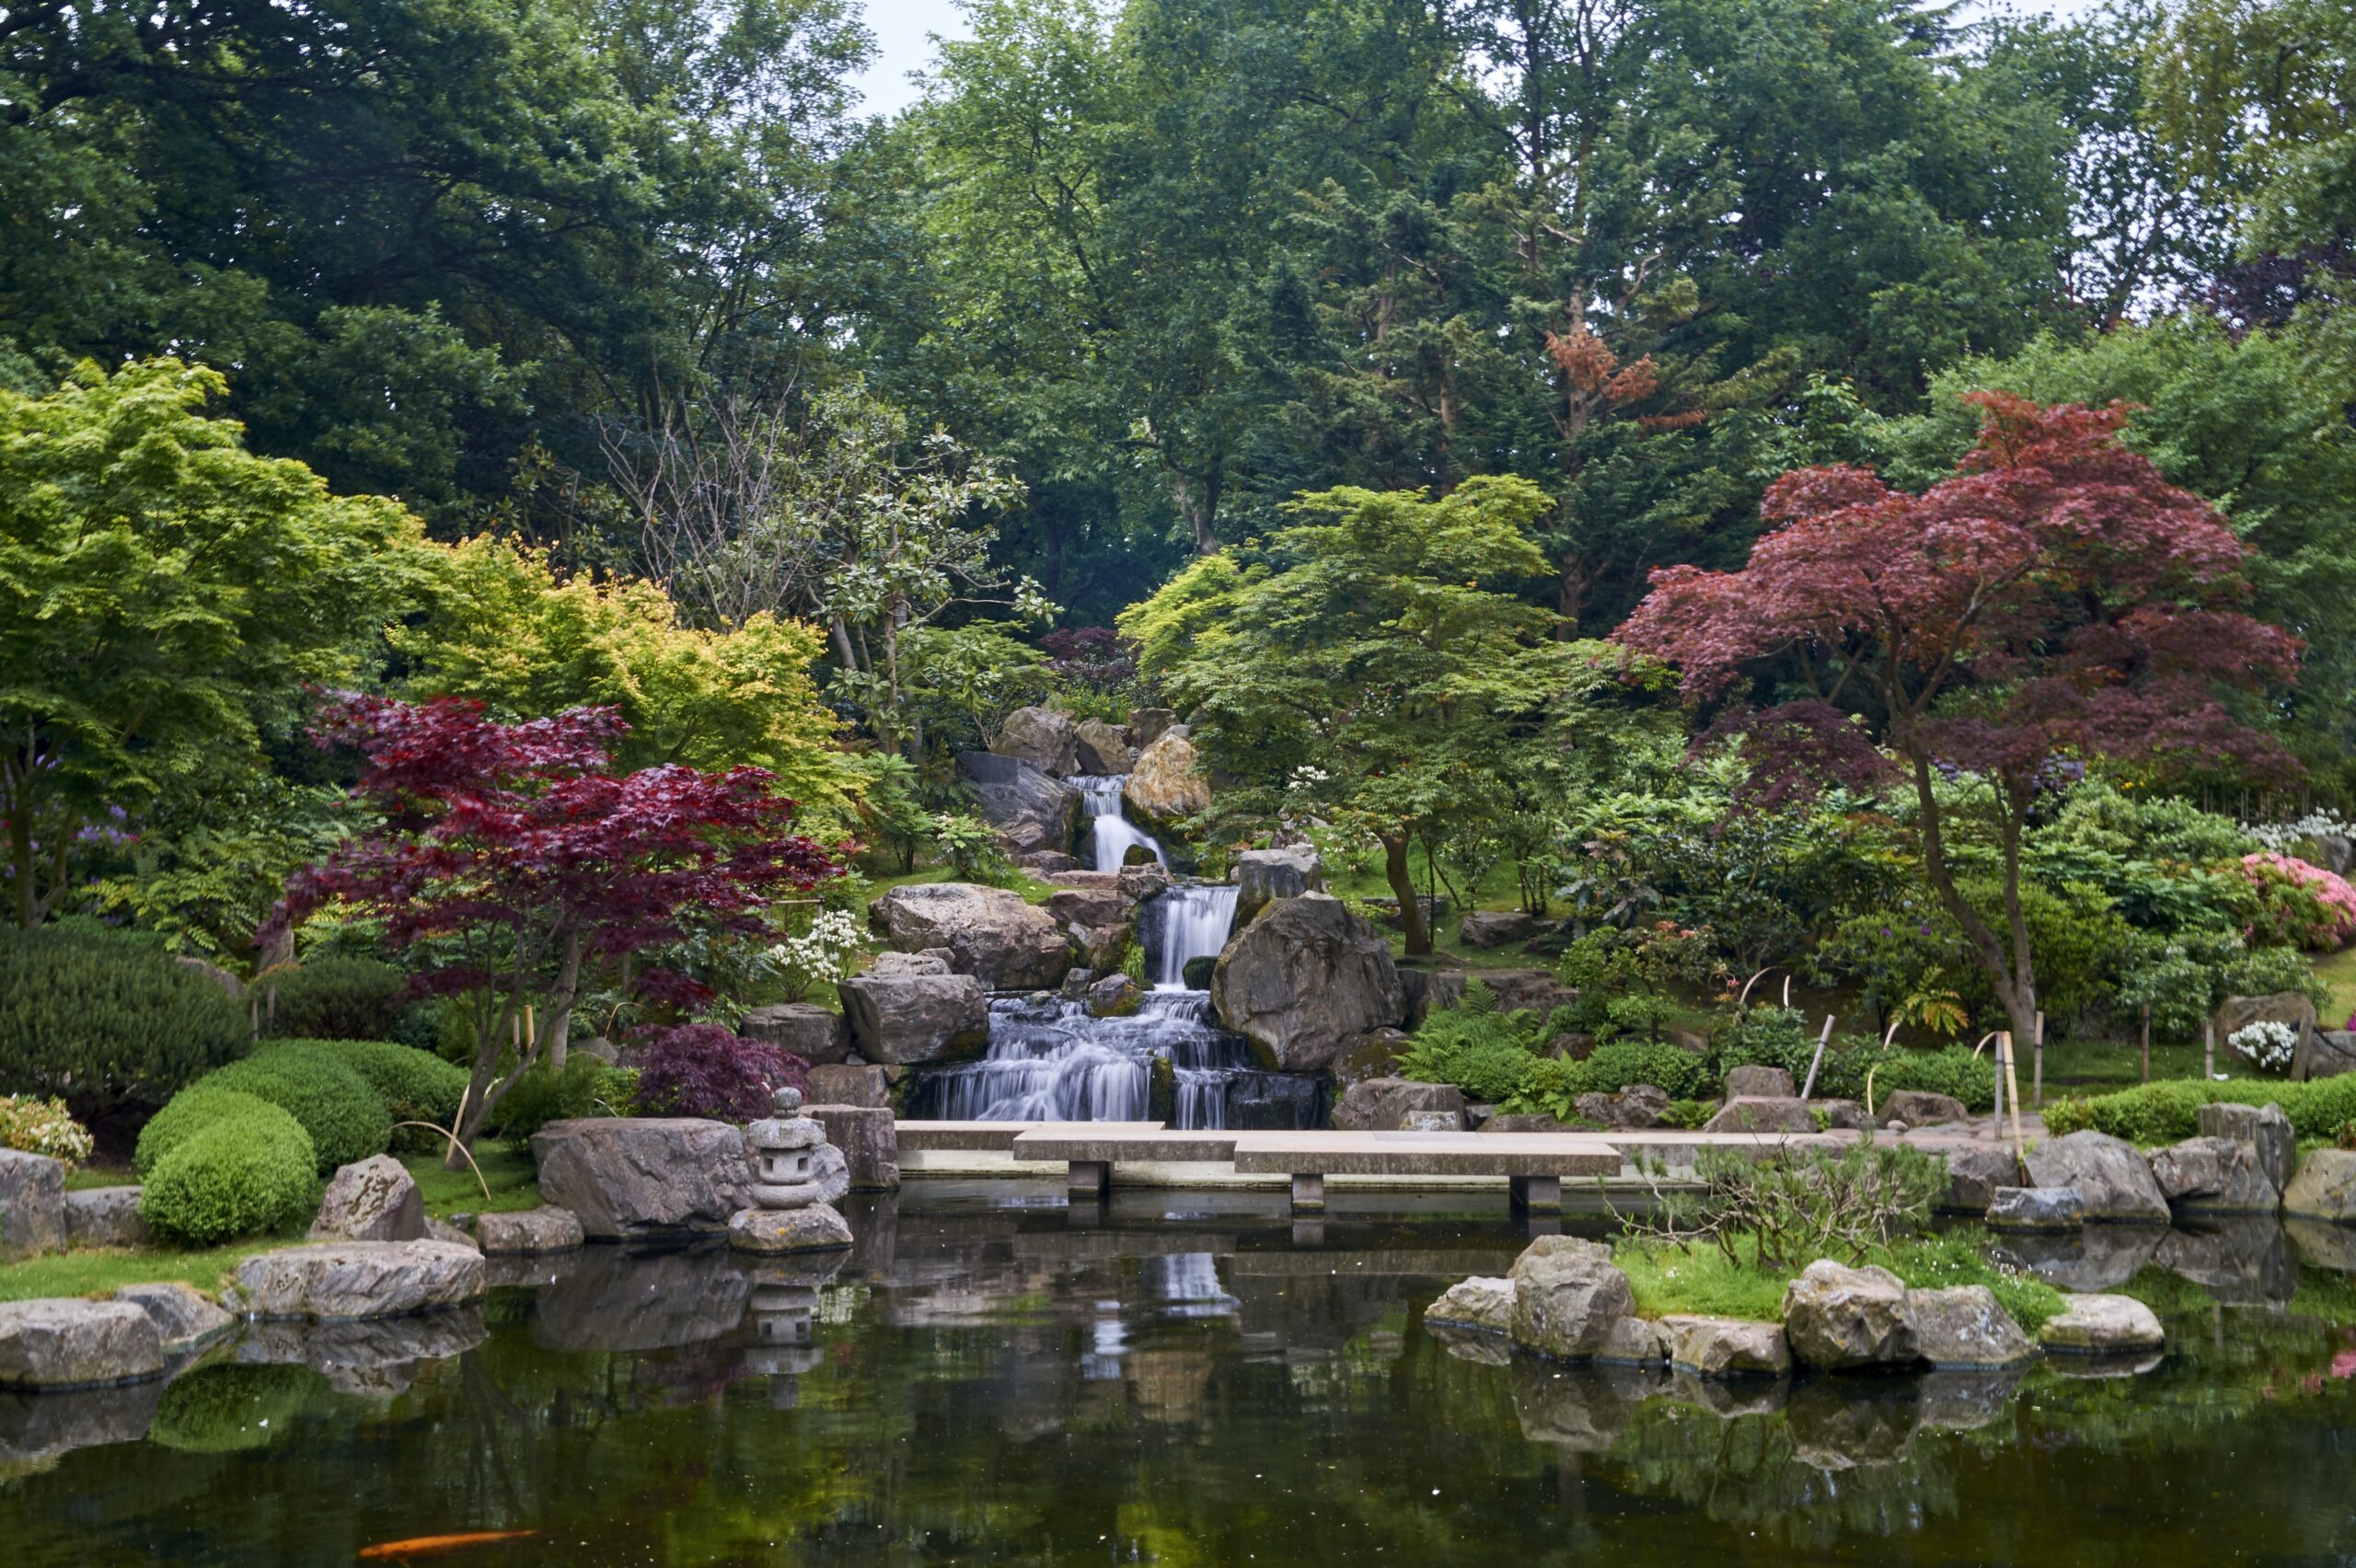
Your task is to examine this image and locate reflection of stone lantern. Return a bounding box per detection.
[742,1272,829,1407]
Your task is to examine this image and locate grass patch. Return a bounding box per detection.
[1612,1225,2067,1332]
[64,1165,138,1191]
[2315,945,2356,1031]
[403,1145,539,1215]
[0,1231,300,1304]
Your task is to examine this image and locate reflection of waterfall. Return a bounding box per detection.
[1072,774,1165,873]
[906,991,1322,1129]
[1146,883,1240,989]
[1141,1252,1237,1317]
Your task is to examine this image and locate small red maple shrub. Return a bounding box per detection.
[636,1023,803,1121]
[278,693,844,1156]
[1618,393,2300,1045]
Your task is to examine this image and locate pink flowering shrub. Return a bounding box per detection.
[2240,853,2356,951]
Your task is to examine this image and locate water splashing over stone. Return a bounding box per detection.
[1071,773,1165,873]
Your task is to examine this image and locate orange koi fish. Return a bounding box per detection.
[358,1530,537,1560]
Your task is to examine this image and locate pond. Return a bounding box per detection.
[8,1185,2356,1565]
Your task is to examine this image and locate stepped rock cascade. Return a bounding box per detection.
[1071,773,1166,873]
[906,991,1321,1130]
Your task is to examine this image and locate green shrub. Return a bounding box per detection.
[134,1085,281,1179]
[260,957,410,1041]
[262,1040,468,1128]
[200,1053,391,1173]
[2043,1075,2356,1144]
[139,1104,318,1243]
[1869,1047,1996,1113]
[0,925,248,1118]
[383,997,446,1054]
[1399,996,1548,1102]
[489,1055,628,1145]
[0,1093,94,1165]
[1578,1042,1714,1100]
[1715,1006,1818,1079]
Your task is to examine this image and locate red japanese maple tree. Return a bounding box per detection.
[280,693,844,1157]
[1617,393,2301,1047]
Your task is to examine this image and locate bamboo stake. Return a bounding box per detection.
[1798,1013,1837,1101]
[2032,1011,2045,1110]
[2204,1017,2215,1080]
[2000,1032,2027,1160]
[2141,1004,2151,1085]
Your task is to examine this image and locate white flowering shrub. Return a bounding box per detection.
[766,908,864,1001]
[0,1094,95,1167]
[2228,1020,2299,1074]
[2246,812,2356,854]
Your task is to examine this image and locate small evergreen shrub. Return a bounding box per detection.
[491,1055,628,1144]
[264,1040,469,1129]
[1869,1047,1996,1113]
[1577,1042,1714,1100]
[0,925,248,1118]
[135,1085,282,1179]
[199,1054,391,1173]
[260,957,410,1041]
[139,1104,318,1244]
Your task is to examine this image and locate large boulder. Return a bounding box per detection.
[1703,1096,1817,1135]
[1882,1090,1969,1126]
[806,1104,899,1191]
[1479,969,1579,1015]
[1425,1275,1515,1335]
[1209,894,1405,1071]
[807,1064,890,1108]
[530,1118,753,1238]
[1907,1286,2035,1369]
[2283,1148,2356,1223]
[1936,1145,2022,1213]
[473,1206,585,1254]
[1507,1236,1636,1360]
[231,1240,486,1320]
[2022,1130,2171,1224]
[1073,718,1137,775]
[1458,910,1540,949]
[114,1283,234,1355]
[1722,1064,1796,1100]
[2198,1101,2295,1191]
[0,1151,65,1262]
[1782,1261,1918,1370]
[1331,1078,1465,1132]
[64,1186,149,1250]
[956,751,1079,856]
[2299,1029,2356,1081]
[1987,1186,2085,1230]
[1232,848,1322,926]
[1128,707,1178,748]
[0,1300,163,1389]
[993,705,1082,775]
[741,1003,851,1066]
[729,1203,854,1254]
[1123,733,1212,833]
[1659,1315,1791,1378]
[2149,1136,2280,1214]
[871,882,1073,991]
[309,1155,425,1243]
[1571,1083,1673,1130]
[2038,1294,2165,1355]
[837,963,990,1066]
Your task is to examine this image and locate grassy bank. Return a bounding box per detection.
[0,1148,539,1304]
[1614,1228,2070,1332]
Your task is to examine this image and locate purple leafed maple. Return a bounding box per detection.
[636,1023,806,1122]
[1617,392,2301,1043]
[279,692,845,1157]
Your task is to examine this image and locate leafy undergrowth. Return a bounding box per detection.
[1614,1226,2067,1333]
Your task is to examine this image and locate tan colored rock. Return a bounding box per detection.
[1660,1315,1791,1377]
[1123,733,1212,831]
[64,1185,149,1249]
[2284,1148,2356,1222]
[309,1155,425,1243]
[473,1206,585,1254]
[1425,1275,1515,1334]
[994,705,1081,775]
[1781,1260,1918,1370]
[1702,1096,1816,1135]
[2038,1293,2164,1355]
[232,1239,486,1320]
[1907,1286,2036,1369]
[728,1203,853,1254]
[1507,1236,1635,1360]
[1722,1064,1795,1099]
[870,881,1073,990]
[531,1118,753,1238]
[1074,718,1137,774]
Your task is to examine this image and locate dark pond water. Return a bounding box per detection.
[9,1184,2356,1566]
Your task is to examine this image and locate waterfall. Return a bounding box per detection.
[1071,774,1165,873]
[1148,883,1239,989]
[905,990,1321,1130]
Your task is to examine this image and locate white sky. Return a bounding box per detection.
[850,0,2115,121]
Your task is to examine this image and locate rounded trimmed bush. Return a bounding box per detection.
[139,1104,318,1244]
[0,925,248,1118]
[260,956,410,1041]
[134,1085,283,1179]
[199,1053,391,1174]
[261,1040,468,1129]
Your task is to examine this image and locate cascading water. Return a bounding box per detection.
[1071,774,1166,873]
[1144,883,1241,989]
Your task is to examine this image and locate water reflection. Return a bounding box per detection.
[4,1192,2356,1564]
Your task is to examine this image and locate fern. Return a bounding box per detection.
[1460,978,1497,1015]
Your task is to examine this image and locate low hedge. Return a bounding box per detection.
[262,1040,468,1129]
[2044,1075,2356,1145]
[139,1102,318,1244]
[190,1054,391,1174]
[260,957,410,1042]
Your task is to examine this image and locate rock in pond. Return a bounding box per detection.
[807,1063,891,1109]
[837,958,990,1066]
[1659,1315,1792,1378]
[473,1205,585,1254]
[1721,1064,1795,1100]
[0,1150,65,1262]
[1782,1260,1918,1370]
[1598,1315,1669,1366]
[870,881,1073,991]
[2283,1148,2356,1223]
[532,1246,753,1354]
[2197,1101,2294,1193]
[1986,1186,2085,1230]
[956,751,1079,857]
[232,1239,485,1321]
[729,1203,854,1254]
[1232,847,1322,926]
[2038,1293,2165,1355]
[1702,1096,1816,1135]
[1507,1236,1636,1360]
[1935,1145,2022,1213]
[1087,972,1142,1017]
[2022,1130,2171,1224]
[114,1284,234,1355]
[310,1155,425,1243]
[1881,1090,1969,1126]
[806,1104,899,1191]
[740,1002,851,1066]
[2149,1136,2280,1214]
[64,1186,149,1250]
[1990,1225,2165,1294]
[1425,1275,1514,1335]
[1209,894,1406,1072]
[0,1299,165,1389]
[1331,1078,1465,1132]
[530,1118,753,1239]
[1907,1286,2036,1369]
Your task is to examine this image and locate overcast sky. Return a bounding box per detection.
[849,0,2115,121]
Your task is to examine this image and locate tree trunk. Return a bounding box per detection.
[1382,833,1431,956]
[1906,751,2039,1059]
